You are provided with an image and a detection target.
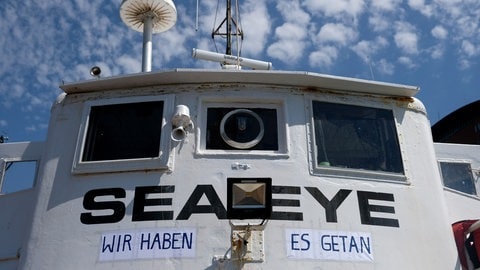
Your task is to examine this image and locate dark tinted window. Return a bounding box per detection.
[440,162,476,195]
[82,101,164,161]
[313,101,403,174]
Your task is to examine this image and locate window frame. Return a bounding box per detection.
[72,95,174,174]
[196,98,289,157]
[438,160,478,196]
[0,141,43,195]
[308,97,407,182]
[0,159,38,194]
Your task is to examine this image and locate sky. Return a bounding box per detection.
[1,0,480,143]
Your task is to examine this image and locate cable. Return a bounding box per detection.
[235,0,241,65]
[212,0,221,53]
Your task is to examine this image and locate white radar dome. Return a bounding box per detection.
[120,0,177,33]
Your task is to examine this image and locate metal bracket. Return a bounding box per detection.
[231,227,264,262]
[231,162,251,170]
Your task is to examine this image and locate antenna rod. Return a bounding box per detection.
[226,0,232,55]
[195,0,199,31]
[142,15,153,72]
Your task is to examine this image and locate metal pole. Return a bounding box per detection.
[226,0,232,55]
[142,15,153,72]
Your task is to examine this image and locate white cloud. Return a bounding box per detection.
[303,0,365,19]
[394,32,418,54]
[273,22,307,41]
[309,46,339,68]
[434,0,463,18]
[352,37,389,63]
[368,14,390,32]
[371,0,402,11]
[459,59,471,70]
[316,23,358,46]
[407,0,480,67]
[267,22,308,63]
[407,0,433,17]
[276,1,310,25]
[240,0,271,57]
[456,15,479,39]
[265,1,313,65]
[117,55,142,74]
[21,92,50,113]
[29,95,43,107]
[10,84,25,100]
[394,22,419,55]
[429,44,445,59]
[267,39,306,64]
[376,59,395,75]
[25,125,37,132]
[398,56,416,69]
[461,40,477,57]
[435,0,462,4]
[431,26,448,40]
[156,28,193,64]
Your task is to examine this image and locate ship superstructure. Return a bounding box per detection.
[1,0,480,269]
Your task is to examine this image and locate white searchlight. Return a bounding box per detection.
[171,105,194,141]
[192,48,272,70]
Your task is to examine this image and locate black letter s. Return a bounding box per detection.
[80,188,126,224]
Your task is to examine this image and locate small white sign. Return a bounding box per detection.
[286,229,373,262]
[99,228,196,261]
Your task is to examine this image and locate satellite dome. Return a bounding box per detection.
[120,0,177,33]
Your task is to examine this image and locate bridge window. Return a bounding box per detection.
[439,162,476,195]
[82,101,164,161]
[312,101,404,177]
[0,160,37,194]
[73,96,173,174]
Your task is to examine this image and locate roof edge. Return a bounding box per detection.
[60,69,419,97]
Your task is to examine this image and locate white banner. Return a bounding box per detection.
[99,228,196,261]
[285,229,374,262]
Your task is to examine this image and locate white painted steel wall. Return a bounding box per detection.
[11,72,458,269]
[435,143,480,223]
[0,141,43,269]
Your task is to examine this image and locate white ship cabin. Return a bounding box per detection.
[2,68,476,269]
[432,100,480,270]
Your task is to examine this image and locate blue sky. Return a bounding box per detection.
[1,0,480,143]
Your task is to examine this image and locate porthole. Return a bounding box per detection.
[205,106,278,151]
[220,109,265,149]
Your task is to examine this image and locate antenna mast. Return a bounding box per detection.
[212,0,243,56]
[120,0,178,72]
[192,0,271,70]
